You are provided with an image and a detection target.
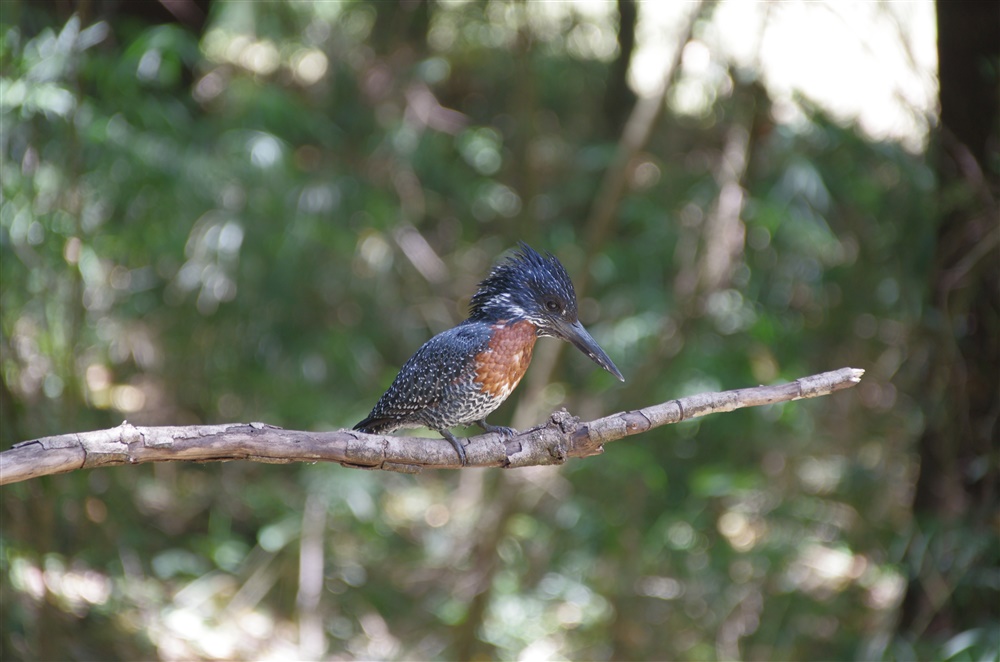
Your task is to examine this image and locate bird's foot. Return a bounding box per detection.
[438,429,468,466]
[475,420,516,438]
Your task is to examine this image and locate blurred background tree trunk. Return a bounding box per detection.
[899,0,999,641]
[602,0,638,137]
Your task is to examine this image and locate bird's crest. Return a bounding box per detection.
[468,243,577,323]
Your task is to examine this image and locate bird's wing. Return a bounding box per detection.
[354,322,491,431]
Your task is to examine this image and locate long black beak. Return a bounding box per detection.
[553,319,625,382]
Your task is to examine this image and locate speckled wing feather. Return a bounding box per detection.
[354,321,493,433]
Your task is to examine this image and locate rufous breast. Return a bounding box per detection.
[474,319,538,400]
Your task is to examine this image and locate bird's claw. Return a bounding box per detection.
[476,420,516,438]
[439,429,468,466]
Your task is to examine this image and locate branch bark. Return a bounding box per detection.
[0,368,864,485]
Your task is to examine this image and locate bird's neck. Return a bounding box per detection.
[467,307,529,326]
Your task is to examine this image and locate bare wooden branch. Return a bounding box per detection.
[0,368,864,485]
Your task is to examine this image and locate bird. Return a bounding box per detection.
[354,243,624,466]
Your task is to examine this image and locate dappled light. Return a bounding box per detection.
[2,1,995,661]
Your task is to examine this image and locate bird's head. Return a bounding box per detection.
[469,243,624,382]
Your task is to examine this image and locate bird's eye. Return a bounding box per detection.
[545,299,561,313]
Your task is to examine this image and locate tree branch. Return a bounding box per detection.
[0,368,864,485]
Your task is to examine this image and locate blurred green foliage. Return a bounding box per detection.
[1,2,996,661]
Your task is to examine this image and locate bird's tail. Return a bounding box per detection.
[353,416,395,434]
